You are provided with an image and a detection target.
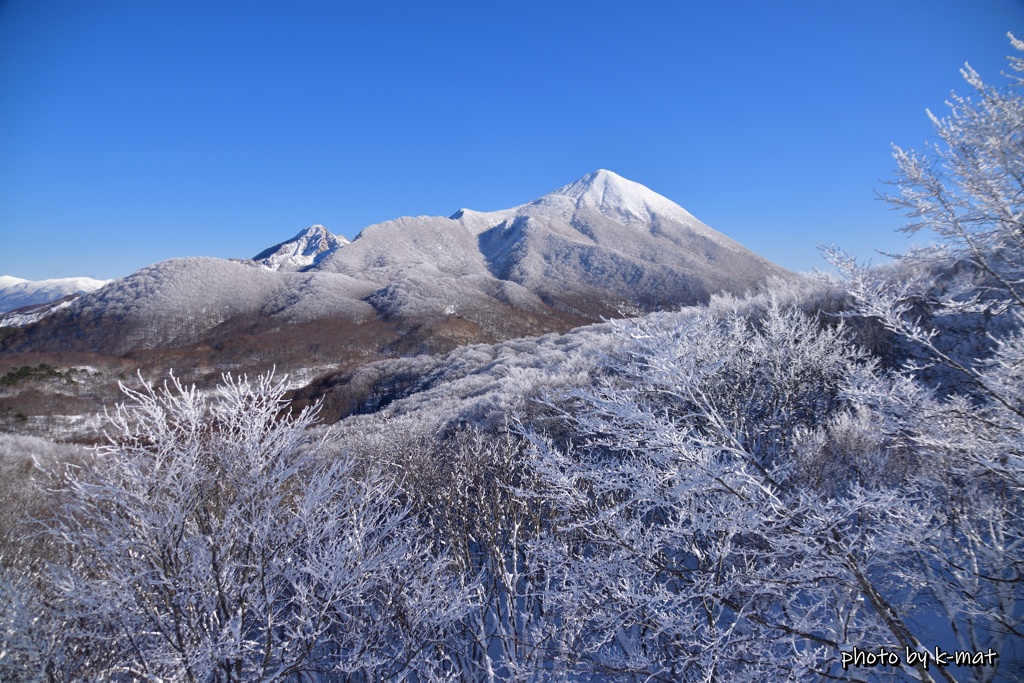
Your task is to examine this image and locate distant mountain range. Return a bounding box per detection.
[0,170,792,433]
[0,275,110,315]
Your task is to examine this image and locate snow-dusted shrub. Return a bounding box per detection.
[706,274,851,321]
[882,34,1024,312]
[8,373,469,682]
[826,33,1024,379]
[396,425,583,681]
[0,570,56,683]
[0,435,90,682]
[817,40,1024,676]
[334,414,591,682]
[522,299,1020,681]
[0,434,85,552]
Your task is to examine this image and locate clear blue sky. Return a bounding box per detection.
[2,0,1023,281]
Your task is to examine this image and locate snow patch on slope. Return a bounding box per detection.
[0,299,77,328]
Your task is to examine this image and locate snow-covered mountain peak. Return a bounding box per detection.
[547,169,697,224]
[253,224,349,271]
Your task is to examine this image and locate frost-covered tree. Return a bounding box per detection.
[520,36,1024,678]
[524,304,963,682]
[828,34,1024,484]
[815,35,1024,682]
[878,33,1024,311]
[336,417,587,682]
[14,372,468,682]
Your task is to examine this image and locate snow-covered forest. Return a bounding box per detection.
[2,37,1024,683]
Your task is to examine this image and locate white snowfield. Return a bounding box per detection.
[0,170,790,342]
[0,275,111,314]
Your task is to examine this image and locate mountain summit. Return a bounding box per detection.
[547,169,698,225]
[253,224,349,271]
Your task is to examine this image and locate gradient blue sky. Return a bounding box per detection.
[2,1,1023,281]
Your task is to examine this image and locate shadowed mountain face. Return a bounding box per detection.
[0,170,791,434]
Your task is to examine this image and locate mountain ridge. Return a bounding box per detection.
[305,169,784,315]
[0,170,791,362]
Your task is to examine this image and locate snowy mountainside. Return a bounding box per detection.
[313,169,789,317]
[0,170,788,368]
[293,277,852,430]
[0,275,110,314]
[3,258,377,353]
[554,168,700,224]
